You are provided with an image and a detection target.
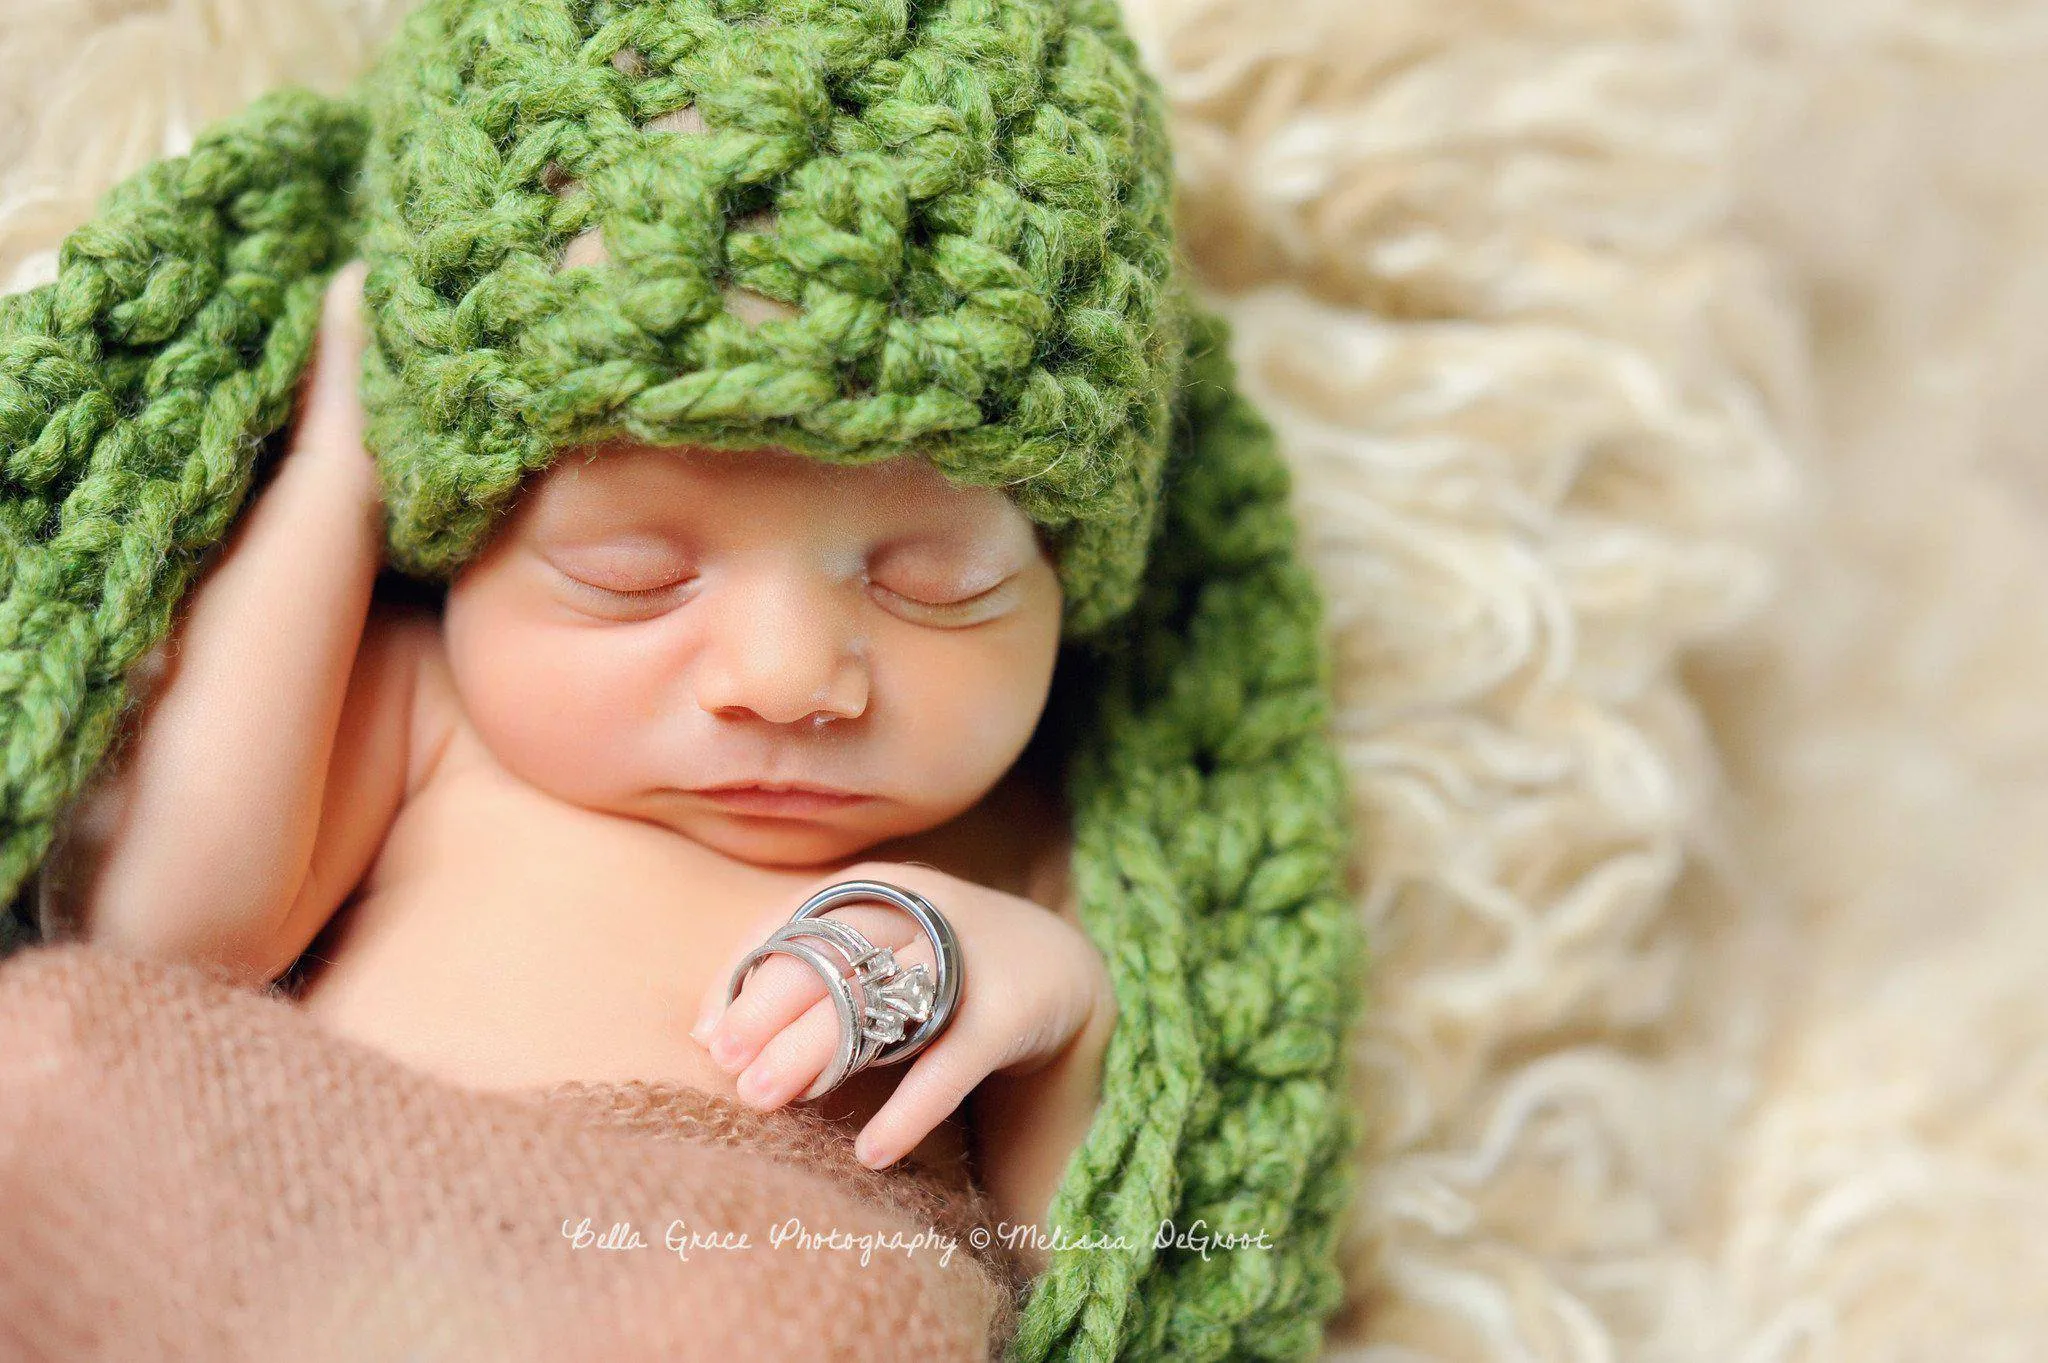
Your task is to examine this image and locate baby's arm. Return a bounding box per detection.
[50,261,410,986]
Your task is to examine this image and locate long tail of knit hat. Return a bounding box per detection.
[0,2,1367,1359]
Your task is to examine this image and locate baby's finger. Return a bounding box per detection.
[690,906,921,1056]
[689,904,825,1048]
[732,990,850,1111]
[702,950,830,1075]
[850,1025,988,1170]
[290,259,370,455]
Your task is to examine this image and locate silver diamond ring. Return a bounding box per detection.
[724,879,964,1102]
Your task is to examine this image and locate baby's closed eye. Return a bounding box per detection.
[536,540,1024,627]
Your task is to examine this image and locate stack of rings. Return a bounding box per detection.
[724,879,964,1102]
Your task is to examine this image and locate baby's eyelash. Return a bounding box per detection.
[592,579,691,599]
[551,562,1014,625]
[551,567,696,605]
[867,575,1015,616]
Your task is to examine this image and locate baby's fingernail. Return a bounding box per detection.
[854,1134,889,1169]
[689,1005,719,1044]
[710,1032,746,1070]
[737,1066,777,1104]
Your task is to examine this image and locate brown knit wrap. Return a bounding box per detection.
[0,943,1022,1361]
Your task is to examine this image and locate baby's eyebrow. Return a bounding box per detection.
[530,505,693,542]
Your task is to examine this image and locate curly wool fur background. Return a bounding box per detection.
[3,1,2042,1359]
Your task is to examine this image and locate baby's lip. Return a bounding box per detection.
[689,783,876,816]
[693,780,866,797]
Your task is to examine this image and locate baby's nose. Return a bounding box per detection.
[703,682,865,729]
[692,581,869,727]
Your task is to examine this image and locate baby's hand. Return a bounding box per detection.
[688,861,1111,1170]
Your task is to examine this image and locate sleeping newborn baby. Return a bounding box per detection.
[38,261,1115,1271]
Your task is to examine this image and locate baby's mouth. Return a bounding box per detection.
[690,784,876,817]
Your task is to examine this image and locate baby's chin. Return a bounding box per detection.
[677,814,891,870]
[615,791,919,871]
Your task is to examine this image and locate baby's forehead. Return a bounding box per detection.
[518,439,1024,531]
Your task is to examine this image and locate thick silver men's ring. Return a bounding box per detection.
[724,879,965,1102]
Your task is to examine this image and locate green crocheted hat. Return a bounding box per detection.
[0,1,1365,1358]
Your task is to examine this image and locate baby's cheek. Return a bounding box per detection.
[449,619,634,797]
[886,633,1050,783]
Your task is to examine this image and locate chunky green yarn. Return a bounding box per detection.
[357,0,1183,641]
[0,91,368,943]
[0,2,1366,1359]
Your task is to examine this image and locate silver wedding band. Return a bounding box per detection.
[724,879,964,1102]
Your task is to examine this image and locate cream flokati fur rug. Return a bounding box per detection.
[4,1,2042,1359]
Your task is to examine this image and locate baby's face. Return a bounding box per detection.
[440,440,1064,868]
